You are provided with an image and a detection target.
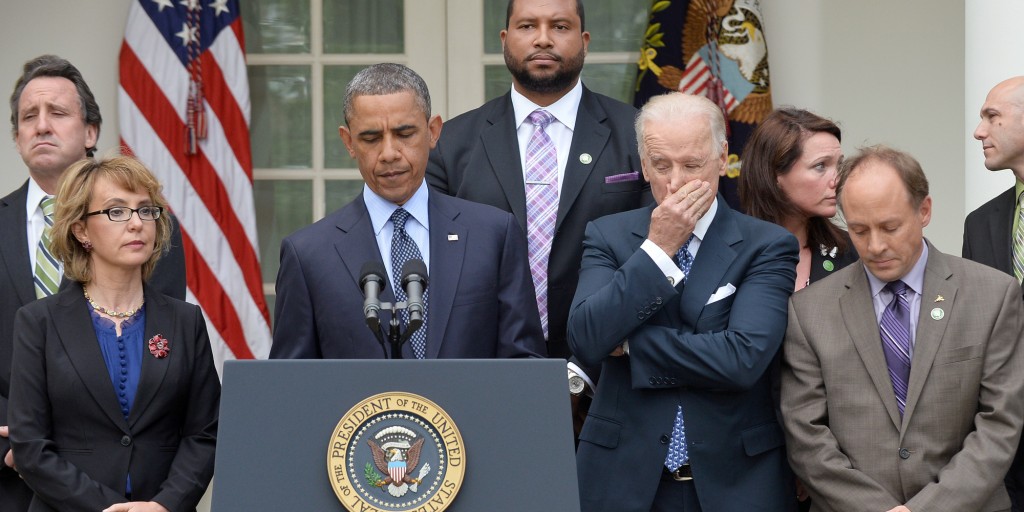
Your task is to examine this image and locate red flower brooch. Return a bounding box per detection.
[148,334,170,359]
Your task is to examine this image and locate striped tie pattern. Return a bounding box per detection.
[525,109,559,339]
[665,234,697,470]
[1014,194,1024,283]
[34,195,60,298]
[390,208,428,359]
[879,280,912,417]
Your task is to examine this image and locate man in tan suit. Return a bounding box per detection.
[781,145,1024,512]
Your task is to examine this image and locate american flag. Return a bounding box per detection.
[119,0,272,370]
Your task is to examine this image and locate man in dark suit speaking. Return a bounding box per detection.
[568,92,798,511]
[426,0,648,396]
[270,63,545,361]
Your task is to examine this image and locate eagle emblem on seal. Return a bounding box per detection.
[365,426,433,497]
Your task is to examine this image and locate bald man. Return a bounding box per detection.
[963,76,1024,511]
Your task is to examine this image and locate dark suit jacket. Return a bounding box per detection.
[962,185,1024,510]
[0,181,186,510]
[427,86,650,360]
[269,189,546,360]
[808,232,859,285]
[782,245,1024,511]
[8,282,219,512]
[567,199,799,512]
[964,186,1015,276]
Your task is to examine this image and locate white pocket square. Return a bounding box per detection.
[706,283,736,305]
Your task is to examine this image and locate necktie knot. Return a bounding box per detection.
[390,208,411,233]
[528,109,555,129]
[40,195,55,218]
[884,280,908,298]
[674,234,698,278]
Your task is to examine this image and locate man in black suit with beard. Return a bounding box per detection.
[427,0,650,416]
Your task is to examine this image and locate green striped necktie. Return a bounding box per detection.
[34,195,60,298]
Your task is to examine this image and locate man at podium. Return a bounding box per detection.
[270,63,545,361]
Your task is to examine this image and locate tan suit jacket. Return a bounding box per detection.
[781,242,1024,512]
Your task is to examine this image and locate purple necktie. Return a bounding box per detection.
[525,109,558,339]
[880,280,912,416]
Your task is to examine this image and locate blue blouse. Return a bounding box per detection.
[89,303,145,494]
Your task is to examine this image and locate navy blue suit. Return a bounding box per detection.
[270,189,545,360]
[568,199,798,512]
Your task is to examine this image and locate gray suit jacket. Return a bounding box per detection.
[781,243,1024,511]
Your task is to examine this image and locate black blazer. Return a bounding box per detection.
[427,86,651,361]
[963,186,1015,276]
[8,283,218,512]
[808,232,859,285]
[0,181,187,511]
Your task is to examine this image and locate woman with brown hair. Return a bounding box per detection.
[8,155,218,512]
[740,108,858,291]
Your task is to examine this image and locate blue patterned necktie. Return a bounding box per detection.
[880,280,912,417]
[665,234,697,470]
[390,208,428,359]
[34,195,60,298]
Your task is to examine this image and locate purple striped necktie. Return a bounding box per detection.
[880,280,912,416]
[525,109,558,339]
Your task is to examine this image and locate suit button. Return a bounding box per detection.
[649,377,657,385]
[669,378,678,385]
[899,448,910,459]
[121,435,132,447]
[660,434,670,444]
[637,313,645,320]
[654,297,663,305]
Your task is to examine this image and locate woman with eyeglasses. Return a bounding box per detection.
[8,155,218,512]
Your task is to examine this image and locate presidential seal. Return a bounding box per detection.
[328,392,465,512]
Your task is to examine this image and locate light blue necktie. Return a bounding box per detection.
[665,234,696,470]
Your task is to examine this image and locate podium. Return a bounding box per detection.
[211,359,580,511]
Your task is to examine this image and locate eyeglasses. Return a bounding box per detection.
[83,206,163,222]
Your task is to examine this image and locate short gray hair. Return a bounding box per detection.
[635,92,726,160]
[342,63,431,125]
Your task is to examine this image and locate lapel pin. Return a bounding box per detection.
[934,295,944,302]
[930,307,944,320]
[579,153,593,165]
[447,234,458,241]
[822,260,834,272]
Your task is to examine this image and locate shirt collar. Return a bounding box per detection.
[510,79,583,132]
[1015,178,1023,203]
[363,180,431,236]
[25,177,50,218]
[866,240,929,298]
[692,197,718,242]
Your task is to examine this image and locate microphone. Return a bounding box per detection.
[359,261,387,332]
[400,259,428,332]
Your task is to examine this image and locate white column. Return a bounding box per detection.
[965,1,1024,215]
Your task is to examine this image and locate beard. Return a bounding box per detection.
[504,45,585,95]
